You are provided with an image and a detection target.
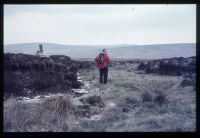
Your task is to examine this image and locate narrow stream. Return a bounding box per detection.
[72,72,90,94]
[15,72,90,103]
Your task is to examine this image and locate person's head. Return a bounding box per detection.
[102,48,107,54]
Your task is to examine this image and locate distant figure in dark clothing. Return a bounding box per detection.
[95,49,110,84]
[36,44,45,57]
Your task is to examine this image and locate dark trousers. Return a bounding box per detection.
[99,67,108,84]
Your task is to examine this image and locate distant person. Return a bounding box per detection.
[39,44,43,55]
[36,44,46,57]
[95,49,110,84]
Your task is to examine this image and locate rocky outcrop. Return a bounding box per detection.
[137,56,196,76]
[4,53,85,98]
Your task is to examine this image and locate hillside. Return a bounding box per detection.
[3,53,196,132]
[4,43,196,59]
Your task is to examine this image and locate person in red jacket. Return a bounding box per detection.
[95,49,110,84]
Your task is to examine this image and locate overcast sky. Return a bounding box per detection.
[4,4,196,46]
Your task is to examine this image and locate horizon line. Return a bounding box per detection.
[4,42,196,46]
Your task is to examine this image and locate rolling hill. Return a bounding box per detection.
[4,43,196,59]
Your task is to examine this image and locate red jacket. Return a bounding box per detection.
[95,53,110,68]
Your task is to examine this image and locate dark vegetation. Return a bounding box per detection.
[137,56,196,76]
[141,90,168,106]
[4,53,93,99]
[79,95,105,108]
[74,61,95,70]
[137,56,196,88]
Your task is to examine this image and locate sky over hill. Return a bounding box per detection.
[4,4,196,45]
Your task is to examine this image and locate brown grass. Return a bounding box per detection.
[4,96,78,132]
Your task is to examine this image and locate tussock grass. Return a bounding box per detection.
[141,90,155,103]
[4,99,29,132]
[154,92,168,106]
[117,96,139,113]
[77,107,128,132]
[42,96,74,115]
[102,107,128,123]
[79,95,105,108]
[4,96,78,132]
[141,86,169,106]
